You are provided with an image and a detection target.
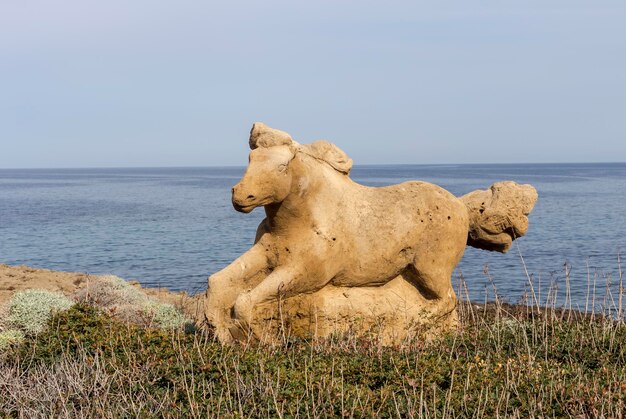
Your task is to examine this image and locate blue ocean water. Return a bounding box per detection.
[1,164,625,309]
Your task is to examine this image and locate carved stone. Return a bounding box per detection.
[205,123,538,344]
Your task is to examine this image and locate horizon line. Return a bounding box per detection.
[1,161,626,170]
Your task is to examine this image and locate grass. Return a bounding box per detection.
[1,296,624,417]
[1,255,625,417]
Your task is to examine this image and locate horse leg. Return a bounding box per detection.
[232,266,326,332]
[205,244,268,342]
[405,263,455,301]
[406,243,465,313]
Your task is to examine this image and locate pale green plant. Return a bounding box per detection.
[76,275,145,306]
[6,290,74,335]
[145,301,188,330]
[0,330,25,351]
[75,275,189,330]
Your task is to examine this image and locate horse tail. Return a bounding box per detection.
[460,181,538,253]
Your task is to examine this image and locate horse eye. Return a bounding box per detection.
[278,163,287,173]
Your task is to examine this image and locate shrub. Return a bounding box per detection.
[145,300,188,330]
[74,275,145,306]
[2,303,624,417]
[74,275,189,330]
[5,290,74,335]
[0,330,25,351]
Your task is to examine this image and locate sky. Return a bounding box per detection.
[1,1,625,168]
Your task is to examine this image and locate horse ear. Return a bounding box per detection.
[301,141,353,175]
[249,122,294,150]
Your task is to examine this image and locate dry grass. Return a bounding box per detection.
[0,254,624,417]
[1,305,624,416]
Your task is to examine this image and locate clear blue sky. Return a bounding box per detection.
[1,1,625,168]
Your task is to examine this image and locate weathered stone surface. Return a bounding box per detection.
[205,123,538,344]
[247,276,458,345]
[462,181,538,253]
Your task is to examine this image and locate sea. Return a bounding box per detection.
[1,164,625,310]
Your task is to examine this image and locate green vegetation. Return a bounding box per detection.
[0,330,25,351]
[3,289,73,335]
[74,274,190,330]
[0,277,189,353]
[1,301,624,417]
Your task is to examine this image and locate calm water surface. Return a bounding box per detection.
[1,164,625,309]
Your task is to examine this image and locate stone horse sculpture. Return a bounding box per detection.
[205,123,538,343]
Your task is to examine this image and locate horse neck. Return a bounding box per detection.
[264,154,346,229]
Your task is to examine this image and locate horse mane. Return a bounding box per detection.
[249,122,353,175]
[298,141,353,175]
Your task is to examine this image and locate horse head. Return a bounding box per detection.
[232,122,353,213]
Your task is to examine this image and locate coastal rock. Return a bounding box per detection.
[204,123,538,344]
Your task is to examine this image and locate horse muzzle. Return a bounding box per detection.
[232,188,258,213]
[232,200,256,213]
